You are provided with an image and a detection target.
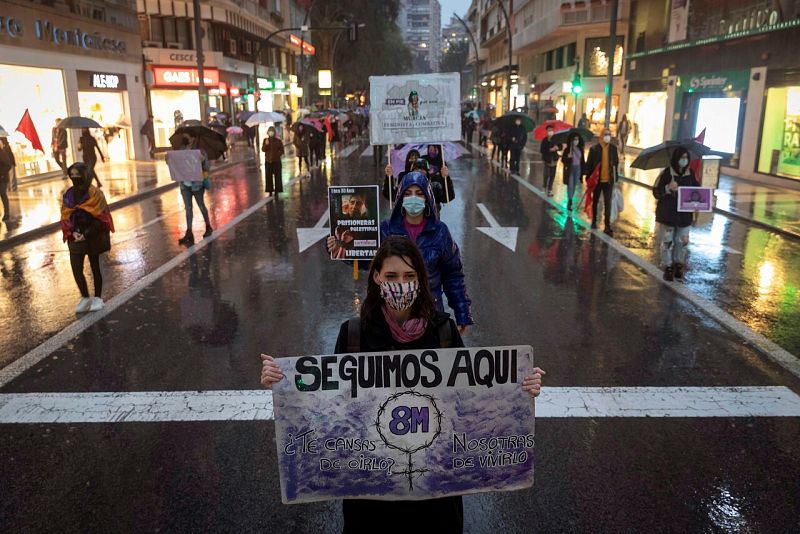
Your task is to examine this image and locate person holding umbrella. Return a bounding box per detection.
[51,118,69,175]
[262,126,285,195]
[508,117,528,174]
[560,131,586,212]
[652,147,700,281]
[177,132,213,245]
[78,127,105,188]
[539,125,561,196]
[585,128,620,236]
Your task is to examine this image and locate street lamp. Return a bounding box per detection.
[453,12,480,106]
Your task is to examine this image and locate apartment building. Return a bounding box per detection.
[399,0,442,73]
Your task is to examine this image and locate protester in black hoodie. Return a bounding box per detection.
[652,146,700,281]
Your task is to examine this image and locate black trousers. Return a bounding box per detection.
[70,252,102,298]
[592,181,613,228]
[265,161,282,193]
[510,148,522,172]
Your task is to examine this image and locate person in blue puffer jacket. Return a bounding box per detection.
[326,171,474,334]
[381,172,473,334]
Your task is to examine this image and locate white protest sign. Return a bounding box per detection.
[369,73,461,145]
[166,149,203,182]
[272,345,536,504]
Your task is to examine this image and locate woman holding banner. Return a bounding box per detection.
[260,236,545,532]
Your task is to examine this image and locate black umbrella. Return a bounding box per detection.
[551,127,594,145]
[630,140,716,170]
[495,112,535,132]
[57,116,102,129]
[169,125,227,160]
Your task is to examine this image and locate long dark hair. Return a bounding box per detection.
[670,146,691,174]
[566,132,584,150]
[361,236,437,325]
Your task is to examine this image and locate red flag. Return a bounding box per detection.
[16,109,44,153]
[689,127,705,181]
[324,114,333,142]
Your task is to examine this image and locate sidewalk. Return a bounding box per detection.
[517,140,800,240]
[0,149,253,250]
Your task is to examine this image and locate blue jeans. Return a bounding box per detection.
[567,164,581,206]
[180,183,210,230]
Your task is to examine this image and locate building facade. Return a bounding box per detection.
[0,0,147,179]
[625,0,800,185]
[399,0,442,73]
[512,0,629,131]
[475,0,518,116]
[138,0,308,147]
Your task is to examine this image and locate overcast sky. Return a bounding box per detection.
[439,0,472,26]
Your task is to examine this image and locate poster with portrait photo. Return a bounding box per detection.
[329,185,380,260]
[677,186,713,212]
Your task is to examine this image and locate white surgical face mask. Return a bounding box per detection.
[380,280,420,311]
[603,135,611,143]
[268,131,275,137]
[515,120,522,126]
[679,157,689,168]
[572,139,580,146]
[546,131,553,138]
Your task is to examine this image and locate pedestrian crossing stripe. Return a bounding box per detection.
[1,387,798,424]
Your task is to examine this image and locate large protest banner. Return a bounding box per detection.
[369,73,461,145]
[272,345,536,504]
[165,149,203,182]
[329,185,380,260]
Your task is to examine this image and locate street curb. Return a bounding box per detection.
[617,176,800,241]
[0,158,249,252]
[466,141,800,377]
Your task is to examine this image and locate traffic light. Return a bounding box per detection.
[348,22,358,42]
[571,74,583,95]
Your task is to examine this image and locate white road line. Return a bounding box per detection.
[1,386,798,423]
[476,203,500,227]
[467,141,800,378]
[360,145,374,157]
[0,173,304,389]
[337,144,360,158]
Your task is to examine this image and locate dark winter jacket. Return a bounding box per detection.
[653,165,700,228]
[585,142,620,184]
[540,137,560,165]
[262,136,284,163]
[380,172,473,326]
[0,143,16,176]
[509,124,527,149]
[561,139,587,178]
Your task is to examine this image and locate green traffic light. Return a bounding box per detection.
[572,85,582,94]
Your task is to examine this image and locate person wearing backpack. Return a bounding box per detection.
[260,236,545,533]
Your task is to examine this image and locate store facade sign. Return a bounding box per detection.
[153,67,220,87]
[0,13,127,54]
[77,70,127,91]
[258,78,274,90]
[680,70,749,93]
[318,69,332,89]
[289,34,315,55]
[229,86,240,97]
[143,48,222,67]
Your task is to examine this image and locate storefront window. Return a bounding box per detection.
[583,96,619,134]
[758,86,800,179]
[627,92,667,148]
[0,64,68,178]
[78,92,131,161]
[695,97,741,153]
[150,89,200,147]
[584,37,623,77]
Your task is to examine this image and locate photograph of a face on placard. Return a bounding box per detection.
[677,186,713,212]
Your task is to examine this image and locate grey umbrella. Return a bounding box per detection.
[57,116,103,129]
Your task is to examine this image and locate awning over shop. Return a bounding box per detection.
[540,81,572,98]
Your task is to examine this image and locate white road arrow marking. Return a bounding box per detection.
[1,387,799,423]
[476,203,519,252]
[296,211,330,253]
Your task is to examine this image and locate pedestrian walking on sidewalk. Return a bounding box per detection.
[652,147,700,281]
[0,137,15,221]
[51,119,68,175]
[617,114,631,156]
[539,125,561,196]
[560,132,586,212]
[586,128,620,236]
[262,126,284,195]
[260,238,544,533]
[293,124,310,174]
[78,128,105,188]
[508,118,527,174]
[177,132,213,246]
[60,163,114,313]
[140,115,156,159]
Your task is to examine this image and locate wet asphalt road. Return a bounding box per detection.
[1,144,799,533]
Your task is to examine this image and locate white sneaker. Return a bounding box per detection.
[89,297,104,312]
[75,297,92,313]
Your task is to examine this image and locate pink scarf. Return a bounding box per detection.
[382,305,428,343]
